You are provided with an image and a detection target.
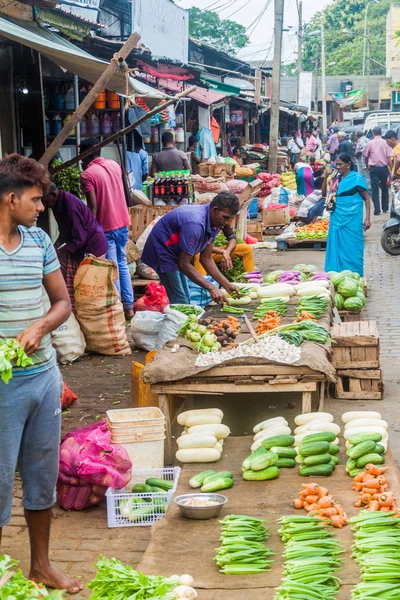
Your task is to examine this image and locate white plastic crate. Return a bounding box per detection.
[106,467,181,528]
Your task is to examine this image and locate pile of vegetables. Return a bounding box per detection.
[189,469,233,493]
[293,483,348,528]
[292,264,319,277]
[353,465,395,511]
[198,316,240,346]
[350,511,400,599]
[264,270,284,284]
[257,283,295,300]
[0,554,64,599]
[294,217,330,240]
[297,432,339,478]
[175,409,230,464]
[296,280,330,297]
[296,295,330,319]
[240,270,263,285]
[241,445,280,481]
[118,477,173,522]
[293,412,340,447]
[255,311,281,334]
[343,411,388,476]
[0,339,33,384]
[214,515,273,574]
[219,257,244,282]
[88,556,197,599]
[278,270,307,285]
[178,315,221,353]
[253,298,289,319]
[330,270,366,311]
[275,515,343,600]
[251,416,293,452]
[171,305,203,316]
[262,321,332,347]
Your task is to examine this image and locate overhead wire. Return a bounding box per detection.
[245,0,273,37]
[224,0,253,19]
[216,0,239,13]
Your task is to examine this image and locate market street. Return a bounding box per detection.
[1,213,398,598]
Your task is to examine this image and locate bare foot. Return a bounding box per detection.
[30,566,83,594]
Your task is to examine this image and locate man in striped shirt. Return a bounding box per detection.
[0,155,82,594]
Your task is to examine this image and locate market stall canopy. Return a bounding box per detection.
[187,87,228,107]
[0,15,171,104]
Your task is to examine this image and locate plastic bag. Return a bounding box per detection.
[60,381,78,409]
[43,289,86,364]
[131,310,165,351]
[155,305,189,350]
[133,281,169,313]
[187,276,217,308]
[136,217,163,254]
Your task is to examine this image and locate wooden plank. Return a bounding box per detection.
[365,346,379,365]
[335,391,382,400]
[337,369,382,379]
[334,361,380,369]
[302,374,326,382]
[360,379,372,392]
[349,378,362,393]
[333,336,378,347]
[302,391,313,413]
[269,378,299,385]
[151,382,317,394]
[194,365,321,377]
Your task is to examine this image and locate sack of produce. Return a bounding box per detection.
[126,240,140,264]
[133,281,169,313]
[155,305,189,350]
[60,381,78,409]
[43,289,86,364]
[135,259,159,280]
[131,310,165,351]
[74,256,131,356]
[226,179,248,196]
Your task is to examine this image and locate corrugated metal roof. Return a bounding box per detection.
[188,87,227,106]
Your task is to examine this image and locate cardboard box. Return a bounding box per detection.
[247,222,263,241]
[262,206,290,226]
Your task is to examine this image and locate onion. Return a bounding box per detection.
[179,574,194,587]
[175,585,198,598]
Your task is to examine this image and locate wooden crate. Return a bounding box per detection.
[335,369,383,400]
[330,321,379,369]
[338,310,363,322]
[210,163,236,177]
[129,205,175,242]
[247,221,263,241]
[198,164,211,177]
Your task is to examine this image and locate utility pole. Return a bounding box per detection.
[321,16,327,135]
[297,0,302,104]
[269,0,284,173]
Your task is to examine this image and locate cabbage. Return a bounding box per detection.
[338,277,359,298]
[328,271,338,279]
[299,272,308,282]
[335,293,345,310]
[264,270,284,283]
[344,296,365,311]
[307,264,318,273]
[293,264,308,272]
[330,273,347,290]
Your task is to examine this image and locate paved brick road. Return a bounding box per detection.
[2,215,400,598]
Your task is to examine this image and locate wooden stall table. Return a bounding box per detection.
[148,363,327,465]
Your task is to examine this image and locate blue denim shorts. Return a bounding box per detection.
[0,366,63,526]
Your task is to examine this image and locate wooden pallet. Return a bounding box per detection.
[247,221,264,240]
[338,309,364,322]
[331,320,379,369]
[277,237,327,250]
[129,205,174,242]
[264,224,287,236]
[335,369,383,400]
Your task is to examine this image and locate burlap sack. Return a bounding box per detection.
[74,255,131,356]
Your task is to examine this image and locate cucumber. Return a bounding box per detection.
[346,458,357,472]
[299,463,334,477]
[375,444,385,455]
[150,486,167,493]
[242,448,266,472]
[270,446,297,459]
[261,435,295,450]
[349,467,365,478]
[328,459,337,470]
[131,484,153,493]
[302,431,336,444]
[295,454,304,464]
[346,440,376,459]
[303,453,332,466]
[250,451,279,471]
[201,476,233,493]
[356,453,385,469]
[348,432,382,445]
[189,470,216,489]
[126,506,155,522]
[328,444,340,455]
[203,471,233,485]
[145,478,173,491]
[330,455,339,465]
[242,466,280,481]
[299,441,330,457]
[276,458,296,468]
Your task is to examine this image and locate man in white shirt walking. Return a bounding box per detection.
[288,132,304,166]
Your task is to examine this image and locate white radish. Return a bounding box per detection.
[344,418,388,431]
[186,424,230,439]
[306,421,341,435]
[342,410,381,423]
[214,442,223,452]
[343,426,388,441]
[253,416,288,433]
[294,412,334,426]
[294,280,330,290]
[179,575,194,587]
[294,420,336,435]
[174,585,198,599]
[297,287,329,296]
[177,408,223,426]
[253,426,292,442]
[251,440,262,452]
[176,448,221,463]
[177,434,218,449]
[184,414,222,428]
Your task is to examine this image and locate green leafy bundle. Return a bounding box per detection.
[0,339,33,383]
[50,158,83,199]
[0,554,65,599]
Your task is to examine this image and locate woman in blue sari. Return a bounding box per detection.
[324,153,371,276]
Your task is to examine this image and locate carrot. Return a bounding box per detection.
[360,487,380,495]
[302,502,311,511]
[330,515,345,528]
[365,464,389,476]
[318,507,338,517]
[317,486,329,497]
[294,498,304,509]
[367,500,380,511]
[306,503,319,512]
[380,506,391,512]
[354,473,365,483]
[360,493,373,505]
[301,484,320,494]
[377,493,395,507]
[305,495,319,504]
[317,495,333,508]
[361,479,383,489]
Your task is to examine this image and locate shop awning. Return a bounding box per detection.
[188,87,227,106]
[0,15,170,103]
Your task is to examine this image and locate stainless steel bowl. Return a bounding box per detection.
[174,493,228,520]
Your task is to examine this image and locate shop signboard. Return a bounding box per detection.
[230,109,244,125]
[298,72,313,110]
[132,0,189,64]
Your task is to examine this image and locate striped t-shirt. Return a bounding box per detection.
[0,226,60,376]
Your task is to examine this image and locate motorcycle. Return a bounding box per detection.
[381,194,400,255]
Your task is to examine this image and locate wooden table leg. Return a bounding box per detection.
[302,391,312,413]
[318,381,326,412]
[159,393,172,466]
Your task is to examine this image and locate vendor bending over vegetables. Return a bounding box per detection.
[0,155,82,594]
[193,229,255,276]
[141,192,241,304]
